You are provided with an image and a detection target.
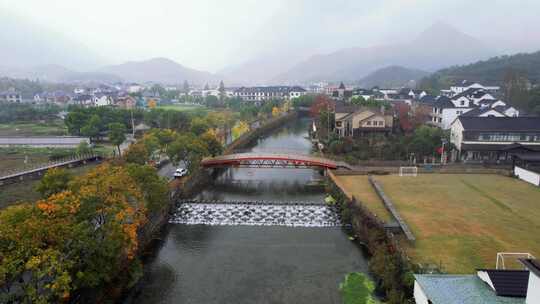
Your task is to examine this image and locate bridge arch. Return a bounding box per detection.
[201,152,351,170]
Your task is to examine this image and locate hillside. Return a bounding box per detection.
[98,58,218,85]
[358,66,430,88]
[273,23,494,83]
[0,65,121,83]
[419,51,540,91]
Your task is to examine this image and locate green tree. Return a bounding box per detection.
[190,117,210,135]
[35,168,72,198]
[123,142,150,165]
[65,111,87,135]
[205,95,219,108]
[166,134,209,172]
[350,95,366,105]
[108,122,127,156]
[218,80,226,102]
[76,141,92,155]
[201,131,223,156]
[81,114,102,142]
[126,164,169,211]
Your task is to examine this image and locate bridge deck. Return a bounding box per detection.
[0,154,101,182]
[201,152,350,170]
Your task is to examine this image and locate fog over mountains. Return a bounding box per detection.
[0,15,514,86]
[270,23,495,83]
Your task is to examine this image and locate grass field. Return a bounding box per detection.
[0,120,67,136]
[157,104,207,112]
[0,164,98,210]
[332,174,392,222]
[335,173,540,273]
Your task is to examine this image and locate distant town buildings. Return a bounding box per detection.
[0,88,22,103]
[233,86,306,102]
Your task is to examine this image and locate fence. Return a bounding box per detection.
[0,153,102,185]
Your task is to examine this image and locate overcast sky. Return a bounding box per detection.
[2,0,540,72]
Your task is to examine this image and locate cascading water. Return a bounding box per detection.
[170,200,342,227]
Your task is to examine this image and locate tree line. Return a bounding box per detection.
[0,103,62,123]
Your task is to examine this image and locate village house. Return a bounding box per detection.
[428,87,518,129]
[447,80,500,96]
[334,103,394,137]
[115,95,137,109]
[450,116,540,163]
[414,258,540,304]
[0,88,22,103]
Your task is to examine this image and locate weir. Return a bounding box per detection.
[170,200,343,227]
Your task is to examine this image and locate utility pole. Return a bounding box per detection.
[441,138,447,165]
[130,108,135,138]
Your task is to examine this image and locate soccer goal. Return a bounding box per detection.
[399,166,418,177]
[496,252,535,270]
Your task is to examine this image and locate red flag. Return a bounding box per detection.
[436,147,444,154]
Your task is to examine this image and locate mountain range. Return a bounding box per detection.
[97,58,219,84]
[0,20,502,86]
[419,50,540,91]
[358,66,430,88]
[269,23,495,83]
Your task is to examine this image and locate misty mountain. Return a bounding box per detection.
[273,23,496,83]
[0,65,121,83]
[419,50,540,90]
[0,12,104,70]
[98,58,219,85]
[218,55,303,85]
[358,66,430,88]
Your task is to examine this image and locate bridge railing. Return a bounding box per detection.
[229,148,316,155]
[0,153,101,179]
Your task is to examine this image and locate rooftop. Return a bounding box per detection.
[458,116,540,131]
[415,274,525,304]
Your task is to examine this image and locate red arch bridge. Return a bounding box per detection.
[200,152,352,170]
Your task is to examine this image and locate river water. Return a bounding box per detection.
[130,118,368,304]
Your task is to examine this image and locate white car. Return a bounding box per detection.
[173,168,188,178]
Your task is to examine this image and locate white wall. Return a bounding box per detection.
[515,166,540,186]
[442,108,472,129]
[527,272,540,304]
[450,119,464,150]
[413,281,429,304]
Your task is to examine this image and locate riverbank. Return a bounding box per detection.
[121,111,320,303]
[125,115,372,304]
[326,171,415,303]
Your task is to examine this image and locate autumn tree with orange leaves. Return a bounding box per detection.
[0,163,166,303]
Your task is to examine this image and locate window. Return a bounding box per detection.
[460,100,465,106]
[378,121,383,126]
[366,121,371,126]
[336,121,342,127]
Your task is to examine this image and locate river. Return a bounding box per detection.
[129,118,369,304]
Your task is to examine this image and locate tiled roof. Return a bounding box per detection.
[414,274,525,304]
[477,270,529,297]
[520,259,540,278]
[458,117,540,131]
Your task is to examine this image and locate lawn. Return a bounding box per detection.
[0,164,98,210]
[332,174,392,222]
[157,104,207,112]
[335,173,540,273]
[0,120,67,136]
